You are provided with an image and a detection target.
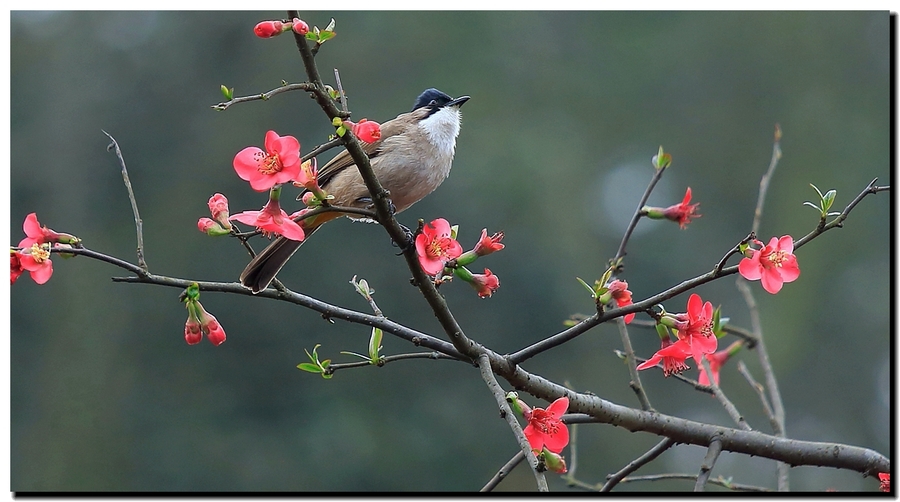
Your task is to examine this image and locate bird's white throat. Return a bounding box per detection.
[419,107,461,155]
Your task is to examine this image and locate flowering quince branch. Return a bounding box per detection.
[323,351,457,375]
[102,130,147,272]
[616,349,715,394]
[737,360,781,434]
[614,320,654,412]
[480,451,526,492]
[751,123,783,235]
[612,148,669,264]
[618,473,772,492]
[476,355,549,491]
[211,82,319,111]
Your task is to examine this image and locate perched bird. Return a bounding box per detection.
[240,88,470,293]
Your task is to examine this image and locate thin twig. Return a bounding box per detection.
[302,137,344,162]
[793,178,889,249]
[616,319,653,411]
[612,165,666,265]
[713,231,755,276]
[476,354,548,492]
[211,82,318,111]
[600,437,675,492]
[333,68,348,113]
[102,131,147,271]
[735,277,788,490]
[480,451,525,492]
[325,351,455,374]
[737,361,780,434]
[694,437,724,491]
[700,357,751,431]
[751,123,782,234]
[618,473,772,492]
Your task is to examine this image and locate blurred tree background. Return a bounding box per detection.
[10,11,890,492]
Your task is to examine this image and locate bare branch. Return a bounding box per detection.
[618,473,772,492]
[616,319,653,411]
[211,82,318,111]
[700,356,752,431]
[694,437,724,492]
[751,123,782,234]
[480,451,525,492]
[600,437,675,492]
[102,131,147,272]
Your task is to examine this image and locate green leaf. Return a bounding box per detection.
[339,351,371,361]
[297,362,322,373]
[576,277,597,298]
[318,31,336,43]
[809,183,825,201]
[802,201,822,212]
[822,189,836,212]
[368,327,383,362]
[324,18,336,32]
[220,85,233,100]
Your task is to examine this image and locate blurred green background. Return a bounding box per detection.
[10,11,890,492]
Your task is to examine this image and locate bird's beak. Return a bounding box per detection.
[446,95,470,108]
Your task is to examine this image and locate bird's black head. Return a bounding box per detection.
[411,88,453,111]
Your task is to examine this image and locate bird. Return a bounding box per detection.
[239,88,470,293]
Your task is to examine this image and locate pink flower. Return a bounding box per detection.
[17,243,53,285]
[254,20,287,38]
[184,309,203,345]
[698,350,729,387]
[473,229,504,256]
[197,218,230,236]
[470,268,500,298]
[292,18,309,35]
[738,235,800,294]
[196,303,226,346]
[663,187,701,229]
[636,337,691,376]
[20,213,61,247]
[294,158,319,192]
[10,250,24,285]
[207,193,232,230]
[229,196,305,242]
[607,279,635,324]
[233,130,301,192]
[523,397,569,454]
[415,218,463,275]
[675,293,718,364]
[879,472,890,493]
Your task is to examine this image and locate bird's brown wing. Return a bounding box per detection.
[313,114,408,189]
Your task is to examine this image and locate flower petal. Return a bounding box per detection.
[543,423,569,454]
[760,269,784,294]
[738,255,762,280]
[546,397,569,418]
[776,235,794,254]
[778,257,800,283]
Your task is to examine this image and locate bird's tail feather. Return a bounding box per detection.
[239,226,320,293]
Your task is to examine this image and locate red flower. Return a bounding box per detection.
[473,229,504,256]
[17,243,53,285]
[636,336,691,376]
[415,218,463,275]
[233,130,302,192]
[10,250,24,285]
[470,268,500,298]
[663,187,701,229]
[292,18,309,35]
[254,20,287,38]
[342,119,382,143]
[229,197,305,242]
[607,279,635,324]
[523,397,569,454]
[294,158,319,192]
[738,235,800,294]
[675,293,718,364]
[879,472,890,493]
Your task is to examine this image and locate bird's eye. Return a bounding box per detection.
[429,100,437,106]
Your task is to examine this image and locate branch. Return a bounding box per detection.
[102,131,147,271]
[694,437,724,491]
[613,165,666,264]
[476,354,548,492]
[616,319,653,411]
[324,351,456,374]
[700,356,752,431]
[600,437,675,492]
[737,361,780,434]
[618,473,772,492]
[508,178,884,364]
[480,451,525,492]
[751,123,782,235]
[211,82,318,111]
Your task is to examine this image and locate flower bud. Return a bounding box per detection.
[292,18,309,35]
[184,306,203,345]
[207,193,232,230]
[541,448,567,474]
[197,218,230,236]
[254,20,286,38]
[351,119,382,143]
